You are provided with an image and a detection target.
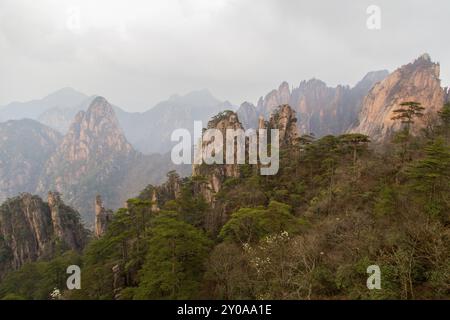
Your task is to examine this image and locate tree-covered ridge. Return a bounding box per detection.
[0,103,449,300]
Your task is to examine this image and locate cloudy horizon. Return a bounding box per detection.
[1,0,449,111]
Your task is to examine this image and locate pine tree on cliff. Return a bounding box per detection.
[391,101,425,132]
[391,101,425,163]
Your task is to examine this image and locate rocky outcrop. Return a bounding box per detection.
[257,82,291,117]
[0,193,87,278]
[350,54,446,142]
[48,96,133,163]
[94,195,113,237]
[48,191,86,249]
[256,71,388,137]
[268,105,299,147]
[192,110,244,202]
[192,105,298,204]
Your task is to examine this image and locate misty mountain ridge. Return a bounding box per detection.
[0,88,232,155]
[0,87,88,122]
[0,97,190,224]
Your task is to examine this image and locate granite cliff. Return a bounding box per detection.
[350,54,446,142]
[0,193,87,278]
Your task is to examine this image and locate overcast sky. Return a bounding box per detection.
[1,0,449,111]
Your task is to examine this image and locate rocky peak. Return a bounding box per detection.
[36,96,138,223]
[48,191,64,239]
[94,195,113,237]
[350,54,445,142]
[258,115,266,130]
[60,96,132,162]
[268,105,299,147]
[257,81,291,116]
[193,111,245,202]
[206,110,243,131]
[256,72,386,138]
[47,191,87,249]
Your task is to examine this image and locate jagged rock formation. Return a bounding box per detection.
[0,119,62,203]
[36,97,188,224]
[36,96,134,223]
[47,191,87,249]
[193,106,299,204]
[0,193,87,278]
[257,82,291,117]
[268,105,299,147]
[251,71,388,136]
[190,106,298,232]
[94,195,113,237]
[192,110,244,203]
[350,54,446,142]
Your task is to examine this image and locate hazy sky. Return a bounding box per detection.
[1,0,449,111]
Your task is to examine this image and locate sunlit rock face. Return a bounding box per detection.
[255,72,388,137]
[350,54,446,142]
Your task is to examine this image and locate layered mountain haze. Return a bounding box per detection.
[38,96,97,134]
[1,88,233,155]
[116,89,234,154]
[0,119,62,202]
[36,97,188,224]
[0,87,88,123]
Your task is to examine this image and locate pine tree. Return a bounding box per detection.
[406,138,450,218]
[134,213,211,299]
[391,101,425,133]
[438,103,450,142]
[391,101,425,163]
[339,133,370,178]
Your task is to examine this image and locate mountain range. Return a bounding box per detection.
[0,97,190,225]
[0,88,234,155]
[0,53,449,225]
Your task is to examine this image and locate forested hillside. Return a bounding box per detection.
[1,103,448,300]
